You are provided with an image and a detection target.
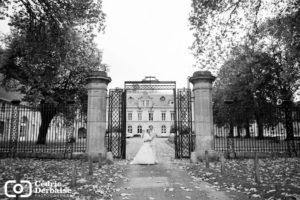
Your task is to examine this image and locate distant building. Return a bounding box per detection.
[126,77,175,137]
[0,75,85,143]
[0,78,25,141]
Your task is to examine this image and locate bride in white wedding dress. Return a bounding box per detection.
[130,129,158,165]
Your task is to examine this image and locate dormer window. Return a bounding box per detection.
[145,100,150,107]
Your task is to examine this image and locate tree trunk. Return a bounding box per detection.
[245,118,251,138]
[256,116,264,139]
[237,124,241,138]
[285,107,294,140]
[36,104,57,144]
[229,122,234,138]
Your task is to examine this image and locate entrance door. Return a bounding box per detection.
[106,81,193,159]
[107,89,126,159]
[175,89,194,158]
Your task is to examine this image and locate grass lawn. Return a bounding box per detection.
[176,157,300,200]
[0,158,127,199]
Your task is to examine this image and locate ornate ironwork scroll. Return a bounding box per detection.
[9,104,19,157]
[125,81,176,90]
[226,134,235,156]
[107,89,126,159]
[176,89,193,158]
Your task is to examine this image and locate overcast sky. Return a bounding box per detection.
[0,0,196,89]
[96,0,195,89]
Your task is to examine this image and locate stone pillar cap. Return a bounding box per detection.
[189,70,216,84]
[87,71,111,84]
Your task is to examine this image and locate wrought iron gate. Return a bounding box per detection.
[107,89,126,159]
[175,89,194,158]
[107,84,193,159]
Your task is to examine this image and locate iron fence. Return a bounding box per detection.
[214,104,300,155]
[0,101,87,158]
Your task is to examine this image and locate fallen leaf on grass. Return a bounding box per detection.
[174,157,300,200]
[120,193,133,197]
[252,194,261,198]
[266,189,276,194]
[180,186,192,192]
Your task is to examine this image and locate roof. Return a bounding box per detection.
[124,76,176,90]
[127,91,174,108]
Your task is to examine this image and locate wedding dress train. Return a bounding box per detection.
[130,133,157,165]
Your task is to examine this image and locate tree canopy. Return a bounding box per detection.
[189,0,300,74]
[192,0,300,138]
[0,0,106,105]
[0,0,106,144]
[213,45,281,137]
[0,0,105,32]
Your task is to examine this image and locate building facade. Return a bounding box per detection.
[126,77,176,137]
[0,100,87,144]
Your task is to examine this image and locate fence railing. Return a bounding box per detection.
[214,104,300,154]
[0,102,87,158]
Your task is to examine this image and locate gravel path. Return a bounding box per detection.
[113,137,250,200]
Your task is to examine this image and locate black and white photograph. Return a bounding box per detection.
[0,0,299,199]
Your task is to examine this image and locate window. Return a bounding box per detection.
[0,121,4,135]
[142,101,145,106]
[161,125,166,134]
[137,125,142,134]
[146,100,149,107]
[20,116,28,137]
[128,126,132,133]
[161,112,166,121]
[78,127,87,139]
[160,96,165,101]
[1,103,5,113]
[128,112,132,121]
[138,112,142,121]
[171,112,175,121]
[149,112,153,121]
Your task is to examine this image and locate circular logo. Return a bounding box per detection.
[13,184,24,195]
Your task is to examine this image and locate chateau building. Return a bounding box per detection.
[0,75,86,143]
[126,77,175,137]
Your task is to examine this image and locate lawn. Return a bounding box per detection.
[0,158,127,200]
[176,157,300,200]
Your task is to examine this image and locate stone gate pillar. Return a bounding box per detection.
[189,71,216,161]
[86,71,111,160]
